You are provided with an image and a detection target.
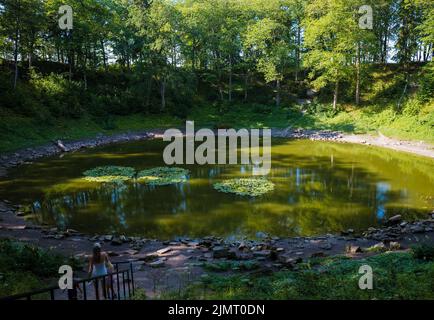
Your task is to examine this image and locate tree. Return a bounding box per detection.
[304,0,374,109]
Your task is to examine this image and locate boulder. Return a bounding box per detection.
[253,250,271,258]
[346,245,363,254]
[212,246,236,259]
[111,237,122,246]
[157,247,172,255]
[148,259,165,268]
[389,242,401,251]
[387,215,402,224]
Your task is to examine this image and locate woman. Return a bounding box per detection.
[88,243,113,299]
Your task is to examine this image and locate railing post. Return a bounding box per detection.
[95,278,100,300]
[122,271,126,299]
[83,282,87,300]
[130,262,135,296]
[116,264,121,300]
[127,270,131,298]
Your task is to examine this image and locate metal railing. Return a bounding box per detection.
[0,260,137,301]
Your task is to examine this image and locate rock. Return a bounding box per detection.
[148,259,165,268]
[238,242,248,251]
[199,239,213,247]
[104,235,113,242]
[89,235,99,242]
[311,252,327,258]
[107,251,119,257]
[212,246,227,258]
[346,245,363,254]
[369,242,386,251]
[212,246,236,259]
[119,235,128,243]
[318,242,333,250]
[253,250,271,258]
[255,231,268,239]
[123,249,139,256]
[111,237,122,246]
[387,215,402,224]
[410,225,425,233]
[275,247,285,253]
[157,247,172,255]
[136,254,158,262]
[389,242,401,251]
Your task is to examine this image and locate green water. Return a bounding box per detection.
[1,139,433,239]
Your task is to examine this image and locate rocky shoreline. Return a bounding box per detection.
[2,199,434,268]
[1,127,433,178]
[2,198,434,296]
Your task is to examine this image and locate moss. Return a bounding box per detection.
[213,178,275,197]
[137,167,189,186]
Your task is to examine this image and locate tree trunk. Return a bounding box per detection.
[160,79,166,112]
[295,21,301,81]
[13,13,20,89]
[333,81,339,110]
[68,30,73,81]
[101,40,107,70]
[146,74,153,110]
[355,43,361,105]
[244,72,249,102]
[228,57,232,102]
[275,79,280,108]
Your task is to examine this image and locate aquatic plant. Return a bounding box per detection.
[83,166,136,183]
[213,178,274,197]
[137,167,189,186]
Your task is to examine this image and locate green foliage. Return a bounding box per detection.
[137,167,189,186]
[83,166,136,183]
[0,239,79,297]
[165,252,434,300]
[202,260,260,272]
[213,178,275,197]
[412,244,434,261]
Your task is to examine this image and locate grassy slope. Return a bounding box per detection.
[1,102,433,154]
[162,251,434,300]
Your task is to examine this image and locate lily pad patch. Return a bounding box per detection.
[83,166,136,183]
[137,167,189,186]
[213,178,274,197]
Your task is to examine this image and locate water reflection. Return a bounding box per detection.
[0,139,433,238]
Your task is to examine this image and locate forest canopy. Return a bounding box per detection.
[0,0,433,136]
